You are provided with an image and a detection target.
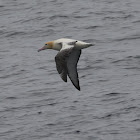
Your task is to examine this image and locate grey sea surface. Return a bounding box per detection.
[0,0,140,140]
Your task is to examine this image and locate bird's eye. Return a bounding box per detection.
[45,44,47,45]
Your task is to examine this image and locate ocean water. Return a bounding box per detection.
[0,0,140,140]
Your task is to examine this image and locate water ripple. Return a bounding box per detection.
[0,0,140,140]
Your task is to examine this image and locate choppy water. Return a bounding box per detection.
[0,0,140,140]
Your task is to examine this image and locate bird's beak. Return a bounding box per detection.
[38,45,46,52]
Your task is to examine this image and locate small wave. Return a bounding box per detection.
[105,92,129,96]
[84,25,102,30]
[113,34,140,42]
[103,14,133,21]
[0,5,4,8]
[49,15,68,20]
[132,119,140,122]
[5,96,17,100]
[124,67,140,70]
[112,55,140,64]
[111,55,140,70]
[124,106,138,111]
[132,19,140,23]
[99,105,137,120]
[132,55,140,59]
[5,31,26,37]
[73,15,88,19]
[99,111,121,119]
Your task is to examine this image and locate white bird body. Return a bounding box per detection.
[52,38,92,51]
[38,38,93,90]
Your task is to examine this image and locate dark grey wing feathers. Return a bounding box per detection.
[55,52,67,82]
[67,49,81,91]
[55,48,73,82]
[55,47,81,90]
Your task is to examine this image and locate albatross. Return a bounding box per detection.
[38,38,93,91]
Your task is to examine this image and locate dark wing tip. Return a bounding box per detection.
[76,86,81,91]
[71,81,80,91]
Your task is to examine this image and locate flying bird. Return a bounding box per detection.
[38,38,93,91]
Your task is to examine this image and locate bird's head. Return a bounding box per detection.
[38,41,53,52]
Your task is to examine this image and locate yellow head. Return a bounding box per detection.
[38,41,53,52]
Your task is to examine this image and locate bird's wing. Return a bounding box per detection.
[55,42,81,90]
[55,50,68,82]
[67,49,81,91]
